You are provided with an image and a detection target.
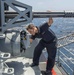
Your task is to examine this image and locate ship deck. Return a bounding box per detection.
[5,57,67,75]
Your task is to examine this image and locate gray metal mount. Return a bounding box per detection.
[0,0,32,33]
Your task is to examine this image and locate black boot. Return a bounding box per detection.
[30,63,38,67]
[45,70,52,75]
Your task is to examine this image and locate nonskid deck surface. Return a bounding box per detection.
[5,57,42,75]
[5,57,63,75]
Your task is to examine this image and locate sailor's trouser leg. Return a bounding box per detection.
[46,41,57,71]
[33,40,45,65]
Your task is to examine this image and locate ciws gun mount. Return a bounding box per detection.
[0,0,74,56]
[0,1,74,74]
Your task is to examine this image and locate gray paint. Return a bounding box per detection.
[0,0,32,33]
[0,0,1,27]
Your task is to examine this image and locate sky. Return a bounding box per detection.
[17,0,74,12]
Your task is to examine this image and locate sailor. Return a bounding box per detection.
[26,17,57,75]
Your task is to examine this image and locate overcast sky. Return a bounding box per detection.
[17,0,74,11]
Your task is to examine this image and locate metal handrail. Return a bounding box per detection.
[57,33,74,75]
[57,47,74,75]
[57,33,74,48]
[59,50,73,71]
[63,47,74,56]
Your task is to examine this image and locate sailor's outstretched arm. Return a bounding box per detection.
[48,17,53,26]
[47,10,53,26]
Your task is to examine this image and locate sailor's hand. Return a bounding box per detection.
[47,10,53,26]
[30,39,33,43]
[48,17,53,26]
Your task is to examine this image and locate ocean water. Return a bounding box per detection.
[32,18,74,75]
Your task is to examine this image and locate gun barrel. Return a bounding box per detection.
[5,11,74,19]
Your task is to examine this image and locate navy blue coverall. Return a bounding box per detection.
[31,22,57,71]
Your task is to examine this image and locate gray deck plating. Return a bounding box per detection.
[5,57,42,75]
[5,57,64,75]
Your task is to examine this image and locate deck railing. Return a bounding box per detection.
[57,33,74,75]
